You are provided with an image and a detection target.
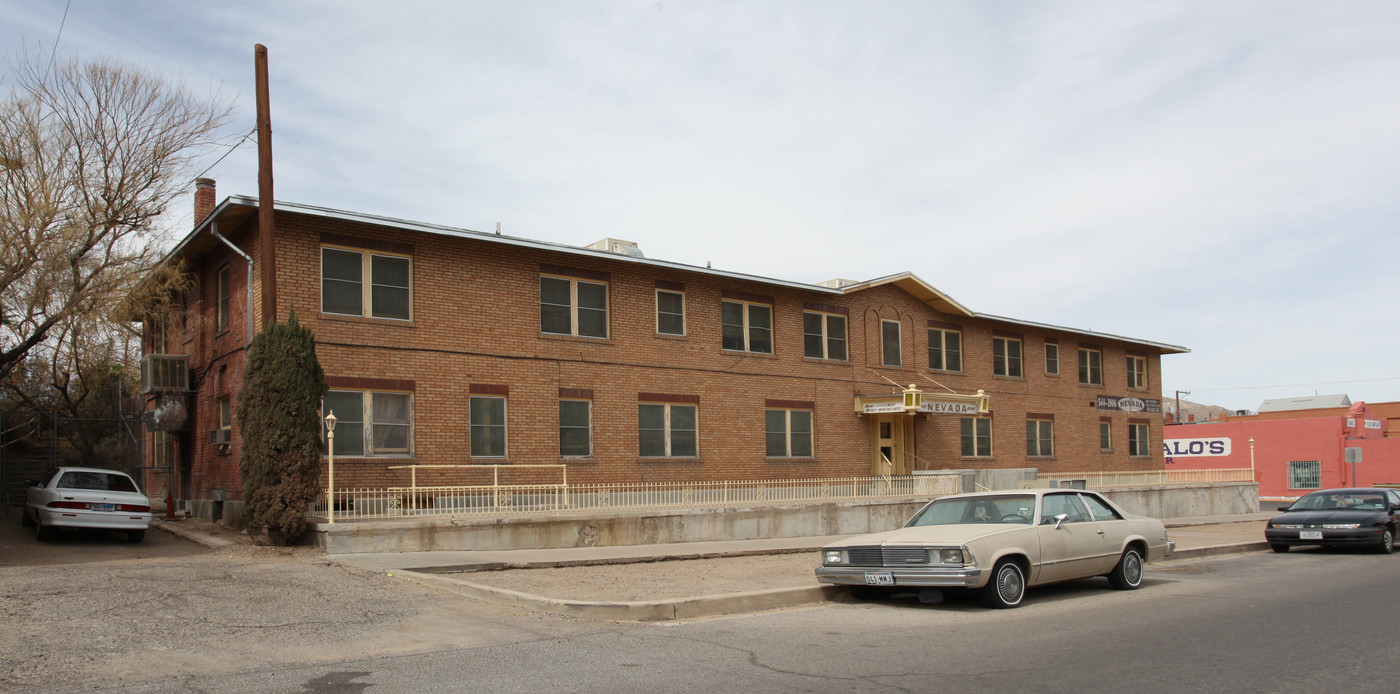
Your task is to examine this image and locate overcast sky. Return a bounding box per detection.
[4,1,1397,413]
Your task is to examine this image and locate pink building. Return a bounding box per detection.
[1165,402,1400,498]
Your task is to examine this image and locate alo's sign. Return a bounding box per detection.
[1163,437,1232,458]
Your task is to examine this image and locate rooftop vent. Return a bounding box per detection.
[818,278,859,289]
[586,238,644,258]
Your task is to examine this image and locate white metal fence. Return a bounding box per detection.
[305,466,1253,523]
[309,473,963,523]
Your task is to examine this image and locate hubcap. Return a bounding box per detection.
[998,565,1023,603]
[1124,551,1143,585]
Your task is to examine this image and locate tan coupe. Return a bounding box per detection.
[816,489,1174,608]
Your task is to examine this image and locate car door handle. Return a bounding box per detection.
[1096,530,1105,535]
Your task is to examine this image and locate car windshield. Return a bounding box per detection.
[56,471,139,493]
[1289,492,1387,511]
[906,494,1037,526]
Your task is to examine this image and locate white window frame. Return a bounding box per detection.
[639,403,699,457]
[541,275,609,338]
[994,337,1023,378]
[656,289,685,336]
[960,417,992,458]
[559,399,593,458]
[803,312,848,361]
[1079,348,1103,386]
[322,389,414,457]
[1128,422,1150,457]
[881,320,902,367]
[469,395,507,458]
[929,328,962,372]
[1045,343,1059,375]
[320,246,413,321]
[1026,418,1054,457]
[765,409,813,458]
[1288,460,1321,490]
[721,300,773,354]
[1127,355,1147,390]
[1099,420,1112,452]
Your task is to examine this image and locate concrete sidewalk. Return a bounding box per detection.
[323,512,1275,622]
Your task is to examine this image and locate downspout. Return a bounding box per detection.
[211,222,255,344]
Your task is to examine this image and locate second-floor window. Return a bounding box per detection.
[541,276,608,338]
[1127,355,1147,389]
[993,337,1022,377]
[216,265,231,331]
[1079,348,1103,385]
[321,247,411,320]
[928,328,962,371]
[656,290,685,336]
[721,300,772,353]
[881,320,902,367]
[1045,343,1059,375]
[803,312,847,360]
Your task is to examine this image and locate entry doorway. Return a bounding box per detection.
[870,414,915,476]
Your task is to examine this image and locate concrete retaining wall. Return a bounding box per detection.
[312,481,1258,554]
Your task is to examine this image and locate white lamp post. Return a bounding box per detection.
[1248,437,1256,482]
[325,411,337,524]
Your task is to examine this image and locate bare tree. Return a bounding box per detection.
[0,50,232,389]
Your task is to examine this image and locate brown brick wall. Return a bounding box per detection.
[146,208,1172,499]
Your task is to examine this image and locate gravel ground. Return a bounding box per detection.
[0,519,608,692]
[457,551,825,602]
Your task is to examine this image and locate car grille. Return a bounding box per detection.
[846,546,929,567]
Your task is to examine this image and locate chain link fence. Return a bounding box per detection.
[0,411,168,518]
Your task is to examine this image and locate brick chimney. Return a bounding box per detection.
[194,177,216,225]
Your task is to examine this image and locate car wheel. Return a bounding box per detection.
[1270,544,1290,553]
[980,559,1025,609]
[20,508,34,528]
[127,529,146,543]
[1376,528,1394,555]
[34,516,54,542]
[1107,547,1144,590]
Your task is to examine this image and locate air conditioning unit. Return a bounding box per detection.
[140,354,190,394]
[209,429,231,446]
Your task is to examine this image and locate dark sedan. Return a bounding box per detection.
[1265,487,1400,554]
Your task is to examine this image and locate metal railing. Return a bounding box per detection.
[1045,467,1255,488]
[307,473,963,522]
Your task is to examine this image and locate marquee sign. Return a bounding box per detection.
[1096,395,1162,413]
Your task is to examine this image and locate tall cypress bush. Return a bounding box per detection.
[237,313,326,544]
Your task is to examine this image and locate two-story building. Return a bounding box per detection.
[140,179,1186,509]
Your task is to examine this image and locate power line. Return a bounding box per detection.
[192,126,256,182]
[45,0,73,78]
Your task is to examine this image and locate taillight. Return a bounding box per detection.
[118,504,150,512]
[45,501,149,512]
[47,501,87,509]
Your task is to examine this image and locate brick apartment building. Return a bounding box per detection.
[140,180,1187,506]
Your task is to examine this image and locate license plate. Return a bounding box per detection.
[864,571,895,586]
[1300,530,1323,540]
[91,503,114,512]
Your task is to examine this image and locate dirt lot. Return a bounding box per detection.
[0,513,612,691]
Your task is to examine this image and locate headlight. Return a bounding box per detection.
[823,549,848,565]
[938,549,965,564]
[1272,523,1302,529]
[1322,523,1360,529]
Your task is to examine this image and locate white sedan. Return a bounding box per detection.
[22,467,153,543]
[816,489,1174,608]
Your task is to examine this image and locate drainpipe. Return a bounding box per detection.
[211,222,255,344]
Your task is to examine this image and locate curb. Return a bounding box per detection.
[151,519,236,549]
[391,540,1268,622]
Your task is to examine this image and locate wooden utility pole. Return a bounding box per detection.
[255,44,276,328]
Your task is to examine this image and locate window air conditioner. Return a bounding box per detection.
[209,429,231,446]
[140,354,190,394]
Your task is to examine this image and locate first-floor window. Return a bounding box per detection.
[1026,419,1054,457]
[470,396,506,457]
[1099,420,1112,452]
[639,403,697,457]
[559,400,592,457]
[765,409,813,457]
[1288,461,1321,490]
[323,390,413,457]
[960,417,992,457]
[1128,422,1149,457]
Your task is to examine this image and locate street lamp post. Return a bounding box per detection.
[1248,437,1256,482]
[324,411,337,525]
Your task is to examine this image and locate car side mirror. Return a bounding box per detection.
[1278,505,1291,512]
[1053,513,1068,529]
[23,479,37,487]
